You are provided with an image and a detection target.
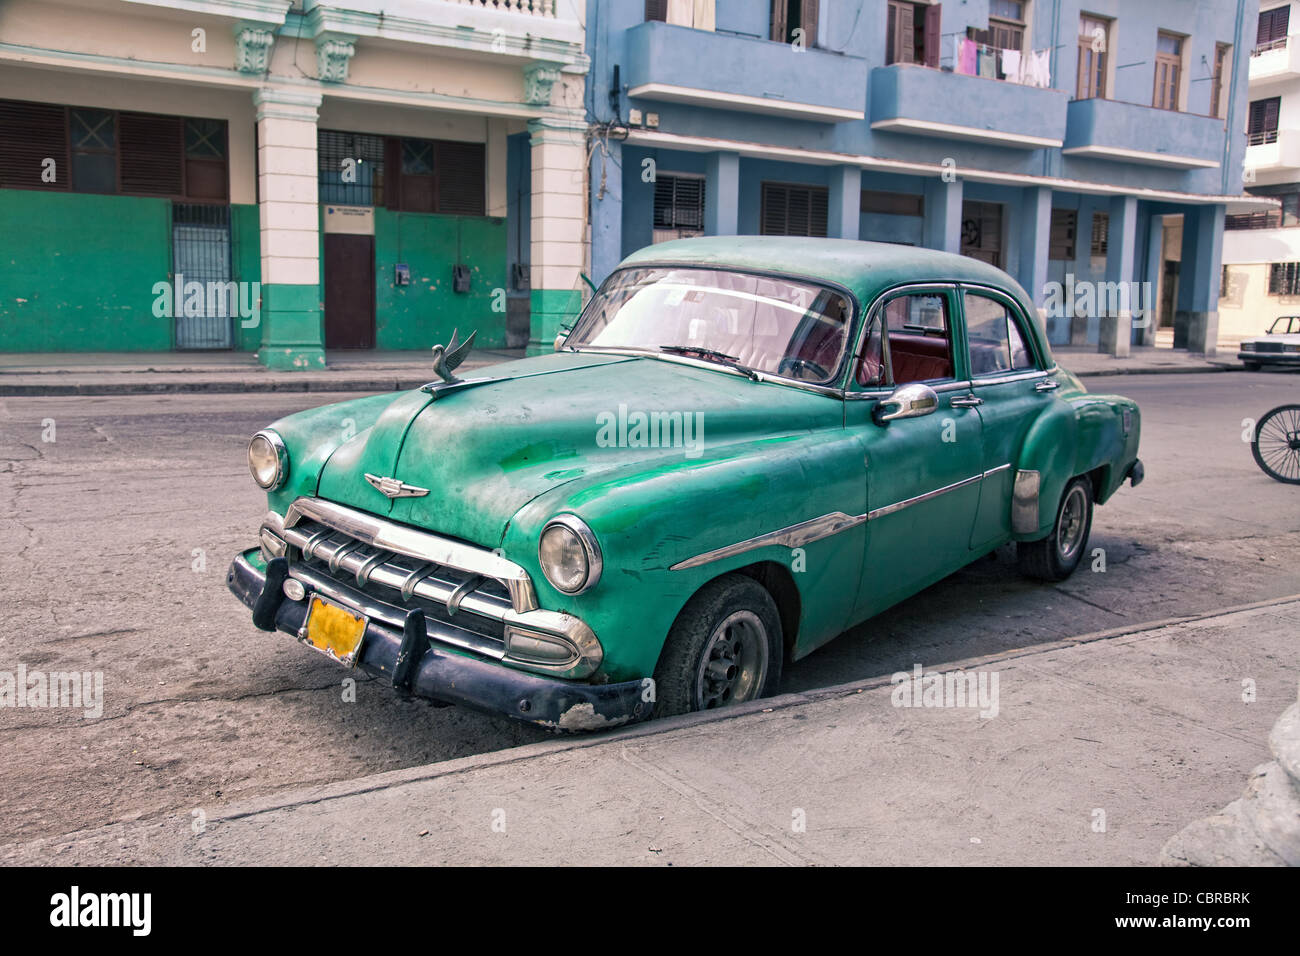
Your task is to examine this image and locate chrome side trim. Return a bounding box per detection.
[1012,469,1041,533]
[866,472,983,521]
[669,511,867,571]
[669,465,1016,571]
[283,497,539,613]
[972,370,1048,387]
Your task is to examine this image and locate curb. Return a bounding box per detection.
[0,378,433,397]
[0,365,1244,396]
[8,592,1291,854]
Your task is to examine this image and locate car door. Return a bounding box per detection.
[958,285,1057,551]
[844,285,985,623]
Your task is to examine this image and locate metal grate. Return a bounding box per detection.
[172,203,234,349]
[318,129,386,206]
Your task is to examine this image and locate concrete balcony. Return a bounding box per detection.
[868,64,1068,148]
[1249,37,1300,87]
[624,22,867,122]
[1245,129,1300,182]
[301,0,585,64]
[1062,98,1223,170]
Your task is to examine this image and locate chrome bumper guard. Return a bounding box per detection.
[258,497,602,680]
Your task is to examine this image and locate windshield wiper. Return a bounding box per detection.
[657,345,758,379]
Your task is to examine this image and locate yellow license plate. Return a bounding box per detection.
[302,596,367,667]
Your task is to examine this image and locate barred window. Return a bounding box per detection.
[1269,262,1300,295]
[318,130,386,206]
[1090,212,1109,256]
[653,174,705,230]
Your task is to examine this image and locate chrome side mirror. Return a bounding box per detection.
[554,325,571,351]
[875,382,939,424]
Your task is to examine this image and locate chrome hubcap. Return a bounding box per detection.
[695,610,768,710]
[1056,485,1087,561]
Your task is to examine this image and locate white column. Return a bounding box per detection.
[528,115,587,353]
[254,87,324,369]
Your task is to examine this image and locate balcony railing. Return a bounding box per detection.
[1252,37,1289,56]
[1249,129,1281,146]
[1225,210,1283,230]
[444,0,558,15]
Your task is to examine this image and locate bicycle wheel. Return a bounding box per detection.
[1252,404,1300,484]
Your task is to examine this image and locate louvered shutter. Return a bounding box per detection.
[645,0,668,22]
[435,140,486,216]
[802,0,820,48]
[0,100,68,190]
[761,183,788,235]
[119,112,183,197]
[923,3,942,67]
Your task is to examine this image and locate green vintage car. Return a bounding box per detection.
[228,237,1143,730]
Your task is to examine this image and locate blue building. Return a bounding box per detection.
[584,0,1267,355]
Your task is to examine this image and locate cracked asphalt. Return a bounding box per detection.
[0,371,1297,848]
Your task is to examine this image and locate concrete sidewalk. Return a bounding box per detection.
[0,345,1243,396]
[4,597,1295,866]
[0,349,527,396]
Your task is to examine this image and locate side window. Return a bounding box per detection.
[882,293,955,384]
[964,292,1035,376]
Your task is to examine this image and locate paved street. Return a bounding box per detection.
[1,371,1298,850]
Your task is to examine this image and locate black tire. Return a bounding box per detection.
[652,573,783,718]
[1017,475,1094,582]
[1251,404,1300,484]
[1243,361,1262,372]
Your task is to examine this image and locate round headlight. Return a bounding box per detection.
[248,430,288,490]
[538,515,602,594]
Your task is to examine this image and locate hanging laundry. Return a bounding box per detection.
[1001,49,1022,84]
[958,38,978,75]
[978,46,997,79]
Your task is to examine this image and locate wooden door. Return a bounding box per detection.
[323,233,375,349]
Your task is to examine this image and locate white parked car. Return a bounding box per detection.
[1239,316,1300,370]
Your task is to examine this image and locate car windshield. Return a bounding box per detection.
[566,267,854,384]
[1268,316,1300,334]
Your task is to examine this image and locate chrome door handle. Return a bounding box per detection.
[950,395,984,408]
[1035,380,1060,392]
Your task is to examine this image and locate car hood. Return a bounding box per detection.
[314,349,841,548]
[1244,333,1300,344]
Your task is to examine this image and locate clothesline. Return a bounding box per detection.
[949,35,1052,88]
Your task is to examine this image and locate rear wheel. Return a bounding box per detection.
[1252,404,1300,484]
[653,574,783,718]
[1017,476,1094,582]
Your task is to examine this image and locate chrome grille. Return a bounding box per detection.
[258,497,604,679]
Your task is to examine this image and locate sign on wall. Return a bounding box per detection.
[323,204,375,235]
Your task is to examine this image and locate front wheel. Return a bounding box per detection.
[1252,404,1300,484]
[653,574,783,718]
[1017,476,1094,582]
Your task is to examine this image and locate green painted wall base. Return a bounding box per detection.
[527,288,584,355]
[257,283,324,369]
[374,210,509,350]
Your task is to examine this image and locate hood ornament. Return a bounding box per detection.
[364,473,430,499]
[429,328,476,385]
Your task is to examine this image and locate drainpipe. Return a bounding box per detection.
[1222,0,1247,195]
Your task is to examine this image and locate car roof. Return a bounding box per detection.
[619,236,1054,365]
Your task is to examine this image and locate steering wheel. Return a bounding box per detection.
[778,356,830,381]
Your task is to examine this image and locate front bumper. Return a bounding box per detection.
[227,551,651,731]
[1238,349,1300,366]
